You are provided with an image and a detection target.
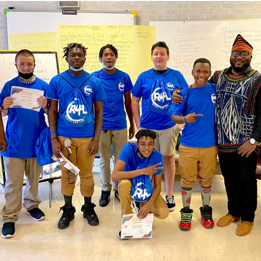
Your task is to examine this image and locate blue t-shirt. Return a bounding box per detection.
[119,143,163,175]
[172,82,217,148]
[92,69,133,130]
[0,76,47,158]
[132,68,188,130]
[47,70,106,138]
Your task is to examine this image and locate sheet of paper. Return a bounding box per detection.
[10,86,44,112]
[121,213,154,239]
[52,150,80,175]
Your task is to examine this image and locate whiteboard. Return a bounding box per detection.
[7,10,135,35]
[150,20,261,83]
[0,51,59,90]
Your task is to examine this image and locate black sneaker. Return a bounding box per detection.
[114,189,120,202]
[200,205,215,229]
[99,190,111,207]
[81,203,99,226]
[2,222,15,238]
[166,195,176,212]
[132,200,141,213]
[118,230,130,240]
[27,208,45,221]
[58,205,76,229]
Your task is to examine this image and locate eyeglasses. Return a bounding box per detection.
[231,50,250,57]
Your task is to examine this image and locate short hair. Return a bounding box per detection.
[135,129,157,141]
[15,49,35,63]
[193,58,211,70]
[99,44,118,59]
[63,43,87,58]
[151,41,169,55]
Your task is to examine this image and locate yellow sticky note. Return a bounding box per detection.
[9,32,58,52]
[58,25,107,73]
[108,25,156,83]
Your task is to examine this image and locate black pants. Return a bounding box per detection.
[218,151,257,222]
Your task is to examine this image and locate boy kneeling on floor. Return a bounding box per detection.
[112,129,169,239]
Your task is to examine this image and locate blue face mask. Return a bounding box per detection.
[69,65,84,72]
[103,64,115,70]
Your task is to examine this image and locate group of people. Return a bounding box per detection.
[0,34,260,240]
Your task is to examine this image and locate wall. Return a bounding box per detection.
[0,1,261,50]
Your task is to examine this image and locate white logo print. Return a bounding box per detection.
[151,87,171,110]
[211,93,216,104]
[66,98,87,123]
[132,182,151,201]
[84,86,92,96]
[118,82,125,92]
[167,82,175,90]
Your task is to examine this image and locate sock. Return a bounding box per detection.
[84,197,92,206]
[201,186,212,206]
[181,187,192,208]
[64,195,72,207]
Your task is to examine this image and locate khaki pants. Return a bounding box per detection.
[1,157,42,223]
[118,179,169,219]
[58,136,95,197]
[179,145,217,188]
[99,129,127,191]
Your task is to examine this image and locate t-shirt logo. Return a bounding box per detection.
[118,82,125,92]
[66,98,88,124]
[167,82,175,91]
[132,182,151,201]
[151,87,171,109]
[211,93,216,104]
[84,86,92,96]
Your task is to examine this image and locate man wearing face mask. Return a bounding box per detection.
[48,43,106,229]
[92,44,134,207]
[0,49,48,238]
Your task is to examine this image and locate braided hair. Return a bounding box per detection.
[63,43,88,58]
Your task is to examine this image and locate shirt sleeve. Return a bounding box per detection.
[132,74,143,98]
[154,152,163,175]
[0,83,10,106]
[252,87,261,142]
[118,143,130,163]
[46,77,59,100]
[124,73,133,93]
[176,71,188,90]
[172,88,187,116]
[92,78,106,102]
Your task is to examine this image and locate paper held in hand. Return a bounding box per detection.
[52,150,80,175]
[121,213,154,239]
[10,86,44,112]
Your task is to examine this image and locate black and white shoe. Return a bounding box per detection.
[27,208,45,221]
[2,222,15,238]
[114,189,120,202]
[81,203,99,226]
[132,200,141,213]
[118,230,130,240]
[166,195,176,212]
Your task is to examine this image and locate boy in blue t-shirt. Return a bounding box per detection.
[92,44,134,207]
[47,43,106,230]
[0,49,48,238]
[172,58,217,231]
[112,129,169,239]
[131,41,188,211]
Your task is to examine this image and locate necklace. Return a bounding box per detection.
[19,76,36,84]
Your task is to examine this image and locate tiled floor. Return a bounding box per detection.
[1,173,261,261]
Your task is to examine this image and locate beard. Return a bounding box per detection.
[230,58,251,73]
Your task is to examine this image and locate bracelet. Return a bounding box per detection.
[50,131,57,134]
[184,116,187,124]
[51,137,57,140]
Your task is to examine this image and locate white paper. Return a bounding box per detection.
[121,213,154,239]
[52,150,80,175]
[10,86,44,112]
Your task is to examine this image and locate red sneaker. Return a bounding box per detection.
[200,205,215,229]
[179,207,193,231]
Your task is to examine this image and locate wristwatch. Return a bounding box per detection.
[250,138,258,145]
